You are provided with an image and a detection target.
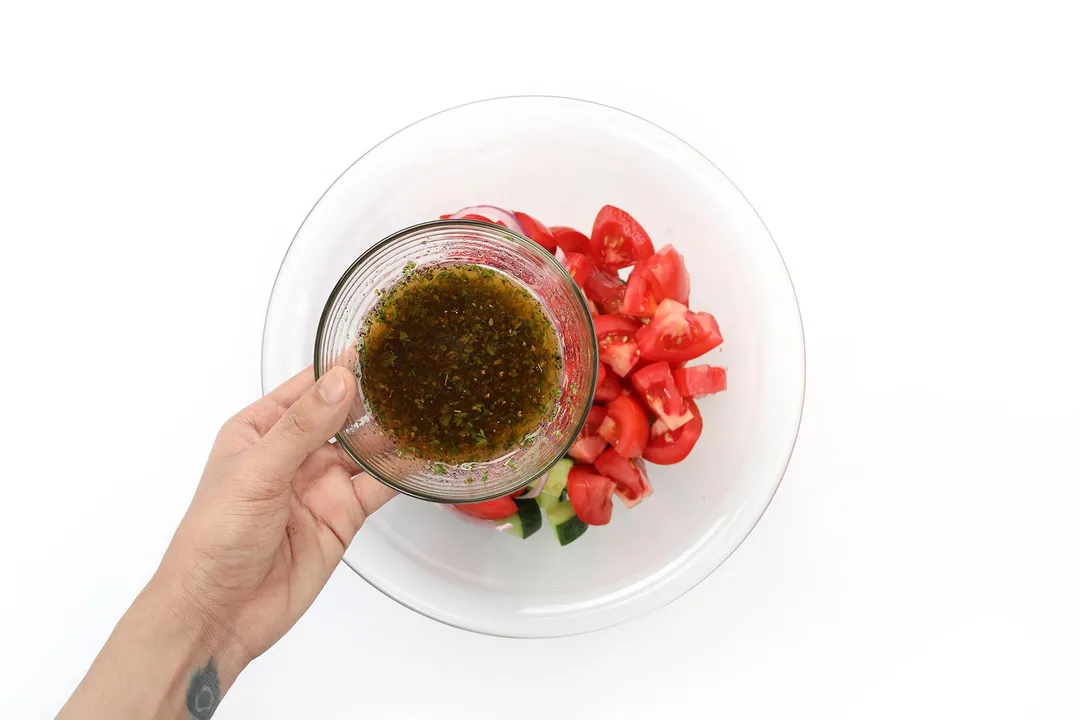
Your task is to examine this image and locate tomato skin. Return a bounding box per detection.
[640,244,690,305]
[594,448,653,508]
[598,395,649,458]
[642,399,704,465]
[551,226,592,254]
[515,211,557,251]
[584,267,627,315]
[621,262,660,317]
[594,364,623,402]
[589,205,656,270]
[630,361,694,431]
[673,365,727,397]
[561,251,592,287]
[594,315,642,377]
[569,405,609,463]
[636,299,723,364]
[567,465,616,525]
[453,496,519,520]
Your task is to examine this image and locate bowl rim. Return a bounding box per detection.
[263,94,806,638]
[312,218,599,503]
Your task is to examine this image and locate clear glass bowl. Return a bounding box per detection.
[313,220,596,502]
[262,96,805,637]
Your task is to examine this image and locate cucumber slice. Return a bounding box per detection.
[547,501,588,546]
[538,458,574,509]
[513,498,542,538]
[494,514,526,538]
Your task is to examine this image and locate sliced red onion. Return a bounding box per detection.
[519,470,548,499]
[554,246,568,266]
[449,205,525,236]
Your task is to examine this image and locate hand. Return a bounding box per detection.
[59,366,395,719]
[156,365,396,662]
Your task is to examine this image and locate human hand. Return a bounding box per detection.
[59,366,395,719]
[154,365,396,665]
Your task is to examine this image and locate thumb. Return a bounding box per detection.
[255,365,357,477]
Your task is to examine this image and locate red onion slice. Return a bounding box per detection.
[519,470,548,499]
[449,205,525,236]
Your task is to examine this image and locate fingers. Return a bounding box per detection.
[254,366,357,482]
[300,469,397,553]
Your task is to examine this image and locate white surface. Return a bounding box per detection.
[266,96,804,637]
[1,1,1078,717]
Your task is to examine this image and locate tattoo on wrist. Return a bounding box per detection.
[186,659,220,719]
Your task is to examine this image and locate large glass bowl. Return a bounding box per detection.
[262,96,805,638]
[313,220,597,502]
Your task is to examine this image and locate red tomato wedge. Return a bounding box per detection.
[621,262,660,317]
[594,315,642,377]
[673,365,728,397]
[640,244,690,305]
[594,448,653,508]
[642,399,703,465]
[561,251,591,288]
[453,496,518,520]
[551,226,591,254]
[515,211,557,251]
[589,205,656,271]
[584,267,627,315]
[630,361,694,431]
[636,299,723,364]
[569,406,609,463]
[597,394,649,458]
[567,465,616,525]
[594,363,623,402]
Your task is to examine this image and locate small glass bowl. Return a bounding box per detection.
[314,220,597,503]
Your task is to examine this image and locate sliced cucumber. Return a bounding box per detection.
[493,498,542,539]
[537,458,574,509]
[547,501,588,546]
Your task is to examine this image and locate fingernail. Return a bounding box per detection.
[319,368,348,404]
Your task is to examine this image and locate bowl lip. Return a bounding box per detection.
[312,217,599,504]
[263,94,806,638]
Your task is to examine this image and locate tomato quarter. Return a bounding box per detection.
[550,226,591,254]
[594,314,642,377]
[630,361,694,430]
[597,394,649,458]
[636,299,723,364]
[594,448,654,508]
[673,365,728,397]
[589,205,656,270]
[515,211,557,251]
[567,465,616,525]
[642,399,704,465]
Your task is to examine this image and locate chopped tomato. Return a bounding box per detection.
[567,465,616,525]
[593,315,642,377]
[594,448,653,508]
[568,405,609,463]
[561,251,591,287]
[640,244,690,305]
[453,496,518,520]
[673,365,727,397]
[621,262,660,317]
[589,205,656,270]
[630,361,694,431]
[597,395,649,458]
[642,399,703,465]
[515,211,557,251]
[587,299,600,317]
[551,226,591,254]
[594,363,623,402]
[636,299,723,363]
[584,267,627,315]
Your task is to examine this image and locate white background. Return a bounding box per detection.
[2,1,1078,718]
